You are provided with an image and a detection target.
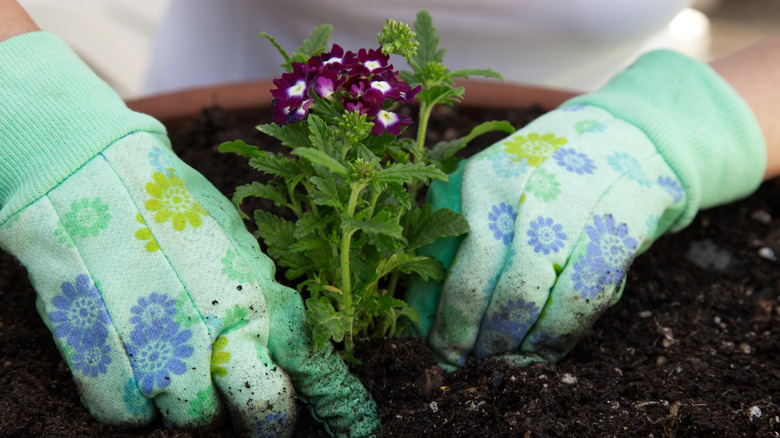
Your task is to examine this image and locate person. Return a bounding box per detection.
[143,0,701,95]
[2,0,779,435]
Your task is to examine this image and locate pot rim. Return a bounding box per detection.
[125,78,581,127]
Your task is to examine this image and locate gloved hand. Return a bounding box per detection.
[407,50,766,370]
[0,32,378,437]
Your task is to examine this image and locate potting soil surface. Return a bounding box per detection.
[2,105,779,437]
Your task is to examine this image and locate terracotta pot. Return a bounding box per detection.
[125,79,580,127]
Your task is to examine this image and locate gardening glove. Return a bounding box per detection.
[406,50,766,370]
[0,32,379,437]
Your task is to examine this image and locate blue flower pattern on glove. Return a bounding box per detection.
[125,293,194,395]
[148,146,175,177]
[527,216,567,254]
[252,411,290,438]
[607,152,651,187]
[572,215,637,300]
[488,203,517,245]
[48,275,112,377]
[476,298,540,357]
[552,148,596,175]
[129,292,179,341]
[657,176,684,203]
[491,153,530,179]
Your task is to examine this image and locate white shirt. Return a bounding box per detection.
[143,0,696,96]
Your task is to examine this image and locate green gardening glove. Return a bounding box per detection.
[406,50,766,370]
[0,32,379,437]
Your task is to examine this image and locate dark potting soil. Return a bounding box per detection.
[2,104,780,437]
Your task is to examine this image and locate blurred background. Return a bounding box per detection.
[16,0,780,99]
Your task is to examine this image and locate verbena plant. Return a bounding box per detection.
[220,11,514,358]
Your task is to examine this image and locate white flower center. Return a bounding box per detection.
[364,60,381,71]
[371,81,391,94]
[288,80,306,98]
[377,110,398,126]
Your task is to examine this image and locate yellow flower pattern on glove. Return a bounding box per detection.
[134,213,160,252]
[503,133,567,167]
[144,172,208,232]
[211,335,231,378]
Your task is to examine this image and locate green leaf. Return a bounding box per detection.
[419,84,464,107]
[450,68,504,81]
[395,255,445,282]
[358,294,407,317]
[253,210,310,277]
[231,182,287,219]
[294,211,333,239]
[290,238,332,253]
[248,152,300,179]
[307,114,336,153]
[309,174,345,209]
[292,148,348,176]
[306,297,351,350]
[410,11,445,69]
[407,205,470,251]
[258,32,293,71]
[292,24,333,63]
[370,253,445,286]
[430,120,516,163]
[217,139,262,159]
[458,120,515,151]
[342,210,405,242]
[257,122,312,150]
[381,182,412,210]
[377,162,447,185]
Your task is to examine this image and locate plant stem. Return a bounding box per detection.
[415,101,432,157]
[341,186,361,309]
[340,183,364,354]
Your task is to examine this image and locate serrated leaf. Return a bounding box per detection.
[309,173,345,209]
[395,255,445,282]
[362,132,395,156]
[254,210,310,277]
[416,84,462,107]
[408,205,470,251]
[257,122,312,150]
[294,211,334,239]
[289,238,332,253]
[248,152,300,179]
[217,139,262,159]
[231,182,287,218]
[382,182,412,210]
[377,162,447,185]
[450,68,504,81]
[457,120,515,152]
[410,11,445,69]
[343,210,405,242]
[292,148,348,176]
[373,253,415,280]
[358,294,407,317]
[258,32,293,71]
[306,297,351,349]
[307,114,336,153]
[430,120,516,164]
[292,24,333,62]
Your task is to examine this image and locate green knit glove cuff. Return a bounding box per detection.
[0,31,165,223]
[565,50,766,231]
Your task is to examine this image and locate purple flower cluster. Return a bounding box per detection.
[271,45,421,136]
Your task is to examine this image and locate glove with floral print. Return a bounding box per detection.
[0,32,378,437]
[406,50,766,370]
